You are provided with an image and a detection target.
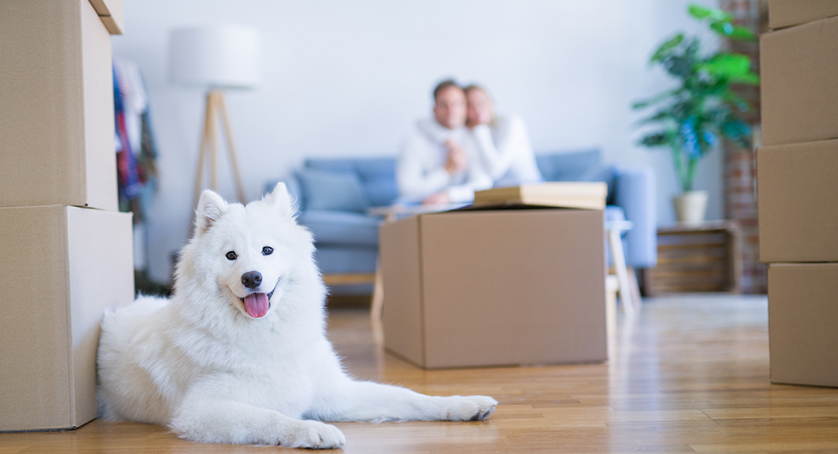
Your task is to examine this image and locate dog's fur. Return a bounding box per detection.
[97,183,497,449]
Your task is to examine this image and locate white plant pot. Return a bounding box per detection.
[673,191,708,224]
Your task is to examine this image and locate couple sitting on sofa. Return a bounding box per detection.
[398,79,542,205]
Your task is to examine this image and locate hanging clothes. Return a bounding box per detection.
[113,59,158,222]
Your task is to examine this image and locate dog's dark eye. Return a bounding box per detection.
[225,251,237,261]
[262,246,274,256]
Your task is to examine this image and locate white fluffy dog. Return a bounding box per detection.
[97,183,497,449]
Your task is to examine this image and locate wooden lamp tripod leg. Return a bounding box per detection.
[216,92,247,203]
[192,91,216,212]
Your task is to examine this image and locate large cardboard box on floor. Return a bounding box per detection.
[768,264,838,388]
[769,0,838,29]
[757,140,838,262]
[760,15,838,147]
[0,206,134,431]
[0,0,121,211]
[380,208,607,369]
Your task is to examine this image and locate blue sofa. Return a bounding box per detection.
[267,149,656,294]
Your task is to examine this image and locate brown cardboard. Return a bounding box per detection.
[768,264,838,388]
[0,0,118,211]
[0,206,134,431]
[769,0,838,29]
[757,140,838,262]
[88,0,124,35]
[380,208,608,369]
[761,16,838,146]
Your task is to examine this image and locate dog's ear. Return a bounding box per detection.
[195,189,228,235]
[263,182,294,218]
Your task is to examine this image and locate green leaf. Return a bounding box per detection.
[650,34,684,64]
[636,110,674,126]
[688,4,732,22]
[638,132,670,148]
[700,53,751,77]
[709,21,758,41]
[729,72,760,85]
[722,91,750,112]
[632,88,682,110]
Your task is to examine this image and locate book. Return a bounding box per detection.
[473,182,607,210]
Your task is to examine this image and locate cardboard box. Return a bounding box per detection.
[769,0,838,29]
[757,140,838,262]
[768,264,838,388]
[0,0,118,210]
[0,206,134,431]
[380,208,607,369]
[761,15,838,146]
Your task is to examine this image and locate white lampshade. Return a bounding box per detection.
[169,25,260,89]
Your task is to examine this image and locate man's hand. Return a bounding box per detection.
[423,192,451,205]
[444,140,467,175]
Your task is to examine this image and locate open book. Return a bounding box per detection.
[473,182,607,210]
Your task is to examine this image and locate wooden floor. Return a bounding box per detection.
[4,295,838,453]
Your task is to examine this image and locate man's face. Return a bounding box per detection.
[433,86,467,130]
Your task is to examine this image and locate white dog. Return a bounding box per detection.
[97,183,497,449]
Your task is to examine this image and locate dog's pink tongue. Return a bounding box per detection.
[244,293,269,318]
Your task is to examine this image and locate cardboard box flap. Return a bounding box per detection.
[454,203,602,213]
[87,0,123,35]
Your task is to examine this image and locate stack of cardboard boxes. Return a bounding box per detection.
[0,0,135,430]
[758,0,838,388]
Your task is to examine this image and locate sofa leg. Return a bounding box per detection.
[370,260,384,344]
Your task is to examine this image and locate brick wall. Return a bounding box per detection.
[720,0,768,293]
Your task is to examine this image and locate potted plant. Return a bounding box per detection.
[633,4,759,224]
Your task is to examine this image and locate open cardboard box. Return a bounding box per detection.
[0,206,134,431]
[380,206,607,369]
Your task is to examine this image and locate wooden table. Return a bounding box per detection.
[643,220,742,295]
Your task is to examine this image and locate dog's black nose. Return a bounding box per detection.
[241,271,263,289]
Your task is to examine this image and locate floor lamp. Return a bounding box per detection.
[169,25,261,210]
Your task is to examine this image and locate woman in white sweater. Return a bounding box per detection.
[465,85,542,187]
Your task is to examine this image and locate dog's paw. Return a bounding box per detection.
[443,395,498,421]
[280,420,346,449]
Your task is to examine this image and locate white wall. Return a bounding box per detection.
[113,0,722,283]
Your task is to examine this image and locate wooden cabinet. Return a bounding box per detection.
[643,221,742,295]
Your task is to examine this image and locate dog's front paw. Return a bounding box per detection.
[280,420,346,449]
[443,395,498,421]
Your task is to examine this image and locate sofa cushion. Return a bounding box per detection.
[296,169,369,213]
[298,210,379,247]
[314,245,378,275]
[536,149,602,182]
[306,157,398,207]
[579,164,620,205]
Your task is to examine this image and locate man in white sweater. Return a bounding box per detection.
[397,80,492,204]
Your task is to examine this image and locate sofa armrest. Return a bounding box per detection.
[613,167,657,268]
[264,176,305,213]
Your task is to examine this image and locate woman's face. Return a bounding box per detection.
[466,88,494,127]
